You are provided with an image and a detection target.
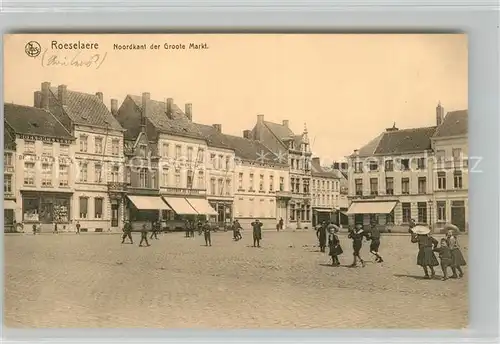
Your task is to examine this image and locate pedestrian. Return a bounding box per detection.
[233,221,239,240]
[410,226,439,279]
[197,219,203,236]
[328,228,343,266]
[75,220,81,234]
[433,238,453,281]
[408,218,416,234]
[185,219,190,238]
[53,222,59,234]
[150,220,159,240]
[446,229,466,278]
[279,217,284,231]
[316,221,328,253]
[348,224,368,267]
[121,220,133,244]
[190,220,196,237]
[139,223,150,247]
[251,219,263,247]
[203,220,212,246]
[234,220,242,240]
[367,223,383,263]
[32,222,37,235]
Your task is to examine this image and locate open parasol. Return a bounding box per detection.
[327,223,340,233]
[444,223,460,233]
[411,225,430,235]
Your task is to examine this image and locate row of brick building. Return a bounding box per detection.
[4,82,347,233]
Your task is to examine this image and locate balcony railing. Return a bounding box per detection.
[275,190,293,199]
[107,182,128,193]
[162,187,206,196]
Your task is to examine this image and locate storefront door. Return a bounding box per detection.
[111,204,119,227]
[4,209,14,233]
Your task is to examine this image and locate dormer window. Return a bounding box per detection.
[139,144,147,157]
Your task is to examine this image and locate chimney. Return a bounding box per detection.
[257,114,264,123]
[141,92,150,126]
[213,124,222,133]
[282,120,289,128]
[185,103,192,121]
[110,99,118,116]
[34,91,42,108]
[243,130,252,139]
[57,84,68,106]
[354,149,359,156]
[436,101,444,126]
[166,98,173,117]
[41,81,51,110]
[95,92,103,102]
[385,122,398,132]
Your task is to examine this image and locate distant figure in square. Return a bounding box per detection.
[411,228,439,279]
[348,224,368,267]
[234,220,243,240]
[53,222,59,234]
[190,220,196,237]
[32,222,38,235]
[197,219,203,236]
[75,220,81,234]
[279,217,284,231]
[446,229,466,278]
[185,220,190,238]
[150,220,159,240]
[408,218,416,234]
[251,219,263,247]
[121,220,133,244]
[203,220,212,246]
[368,223,383,263]
[433,238,453,280]
[139,223,150,247]
[328,227,343,266]
[316,221,328,253]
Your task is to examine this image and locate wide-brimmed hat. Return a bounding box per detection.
[444,223,460,232]
[411,225,430,235]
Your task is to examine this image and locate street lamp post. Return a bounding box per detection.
[428,200,433,231]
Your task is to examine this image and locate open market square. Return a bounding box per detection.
[5,230,468,329]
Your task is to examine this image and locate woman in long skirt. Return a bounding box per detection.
[411,231,439,279]
[446,229,466,278]
[328,229,343,266]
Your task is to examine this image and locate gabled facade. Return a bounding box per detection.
[431,107,468,232]
[37,82,126,232]
[4,103,76,233]
[249,115,312,229]
[4,127,17,232]
[310,157,341,226]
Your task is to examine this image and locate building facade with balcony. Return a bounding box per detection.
[5,103,76,233]
[249,116,312,229]
[38,82,126,232]
[431,108,468,232]
[116,93,216,226]
[346,121,437,231]
[310,157,341,226]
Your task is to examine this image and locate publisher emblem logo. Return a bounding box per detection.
[25,41,41,58]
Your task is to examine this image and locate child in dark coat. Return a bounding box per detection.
[433,238,453,280]
[446,230,466,278]
[328,229,343,266]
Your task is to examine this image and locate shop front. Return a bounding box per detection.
[21,191,72,232]
[312,207,334,227]
[208,200,233,227]
[126,195,172,231]
[346,200,397,230]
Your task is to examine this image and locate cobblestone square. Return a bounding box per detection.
[5,231,468,329]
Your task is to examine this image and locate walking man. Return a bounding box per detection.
[348,224,368,267]
[234,220,243,240]
[121,220,133,244]
[316,221,328,252]
[53,222,59,234]
[150,220,159,240]
[251,219,263,247]
[75,220,81,234]
[32,222,38,235]
[139,223,150,247]
[279,217,284,231]
[368,223,383,263]
[203,220,212,246]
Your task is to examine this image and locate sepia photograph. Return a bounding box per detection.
[3,33,468,329]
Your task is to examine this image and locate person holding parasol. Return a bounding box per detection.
[444,223,466,278]
[410,225,439,279]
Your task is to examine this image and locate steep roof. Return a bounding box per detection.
[356,133,384,157]
[311,158,339,178]
[433,110,468,138]
[263,121,294,141]
[4,103,73,139]
[128,95,205,140]
[374,126,436,155]
[49,87,123,130]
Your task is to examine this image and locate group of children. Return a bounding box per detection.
[324,223,384,267]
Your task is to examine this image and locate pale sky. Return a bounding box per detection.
[4,34,468,164]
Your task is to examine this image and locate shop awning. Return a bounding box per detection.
[4,200,16,209]
[313,208,333,213]
[186,198,217,216]
[346,201,397,215]
[162,197,199,215]
[127,196,172,210]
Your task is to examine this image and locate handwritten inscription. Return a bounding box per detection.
[41,49,107,69]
